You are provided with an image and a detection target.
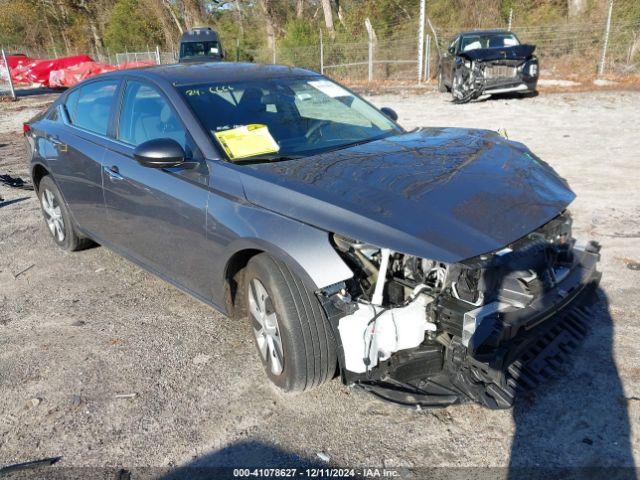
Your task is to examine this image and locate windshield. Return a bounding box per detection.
[177,77,401,161]
[181,41,221,59]
[460,33,519,52]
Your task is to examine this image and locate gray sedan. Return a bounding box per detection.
[25,62,600,408]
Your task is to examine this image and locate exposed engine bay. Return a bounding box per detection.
[319,211,601,409]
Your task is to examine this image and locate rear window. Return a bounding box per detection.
[181,41,220,59]
[65,80,119,135]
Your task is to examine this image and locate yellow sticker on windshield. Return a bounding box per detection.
[214,124,280,160]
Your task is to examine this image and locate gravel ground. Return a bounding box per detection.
[1,89,639,476]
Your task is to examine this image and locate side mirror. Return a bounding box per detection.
[448,46,455,55]
[133,138,185,168]
[380,107,398,122]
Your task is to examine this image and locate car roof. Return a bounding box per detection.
[98,62,319,86]
[458,29,514,37]
[180,27,219,43]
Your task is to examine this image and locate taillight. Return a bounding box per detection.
[23,123,31,136]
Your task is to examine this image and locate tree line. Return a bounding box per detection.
[0,0,638,60]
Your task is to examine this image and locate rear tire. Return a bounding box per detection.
[244,253,337,392]
[38,175,93,251]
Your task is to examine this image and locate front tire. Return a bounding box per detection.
[38,175,93,251]
[244,253,337,392]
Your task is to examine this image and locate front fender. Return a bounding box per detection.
[222,209,354,291]
[205,172,354,309]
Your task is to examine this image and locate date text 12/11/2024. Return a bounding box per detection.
[232,468,401,478]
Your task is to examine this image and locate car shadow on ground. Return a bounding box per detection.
[489,91,539,101]
[508,289,635,479]
[0,197,29,208]
[153,293,634,480]
[158,441,331,480]
[460,91,539,104]
[156,291,633,480]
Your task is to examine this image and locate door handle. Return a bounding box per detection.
[103,165,124,180]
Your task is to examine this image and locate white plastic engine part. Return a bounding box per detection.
[338,293,436,374]
[371,248,392,306]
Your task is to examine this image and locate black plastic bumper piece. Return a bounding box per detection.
[353,248,601,410]
[354,284,599,409]
[447,286,599,409]
[355,377,460,408]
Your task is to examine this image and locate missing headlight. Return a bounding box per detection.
[331,233,449,306]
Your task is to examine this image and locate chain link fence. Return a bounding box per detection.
[433,19,640,78]
[238,18,639,85]
[0,46,177,67]
[226,2,639,85]
[2,9,638,89]
[242,35,424,84]
[114,50,176,66]
[0,49,16,99]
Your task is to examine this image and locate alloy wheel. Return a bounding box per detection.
[248,278,284,376]
[41,188,65,242]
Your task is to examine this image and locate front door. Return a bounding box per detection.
[101,79,212,298]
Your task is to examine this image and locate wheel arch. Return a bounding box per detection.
[223,247,264,320]
[221,235,352,320]
[31,162,50,193]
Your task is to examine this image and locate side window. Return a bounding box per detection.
[118,81,188,151]
[64,90,79,121]
[461,36,482,52]
[449,38,458,54]
[65,80,119,135]
[46,105,59,122]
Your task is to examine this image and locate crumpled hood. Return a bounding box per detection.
[460,44,536,61]
[232,128,575,263]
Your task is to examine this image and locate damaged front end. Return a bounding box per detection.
[318,211,601,409]
[452,44,539,104]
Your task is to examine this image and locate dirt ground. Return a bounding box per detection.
[1,88,639,477]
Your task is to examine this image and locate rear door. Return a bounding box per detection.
[46,79,120,237]
[101,79,212,296]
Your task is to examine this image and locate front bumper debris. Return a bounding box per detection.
[348,243,602,409]
[484,83,530,95]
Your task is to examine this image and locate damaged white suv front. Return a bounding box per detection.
[318,211,601,409]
